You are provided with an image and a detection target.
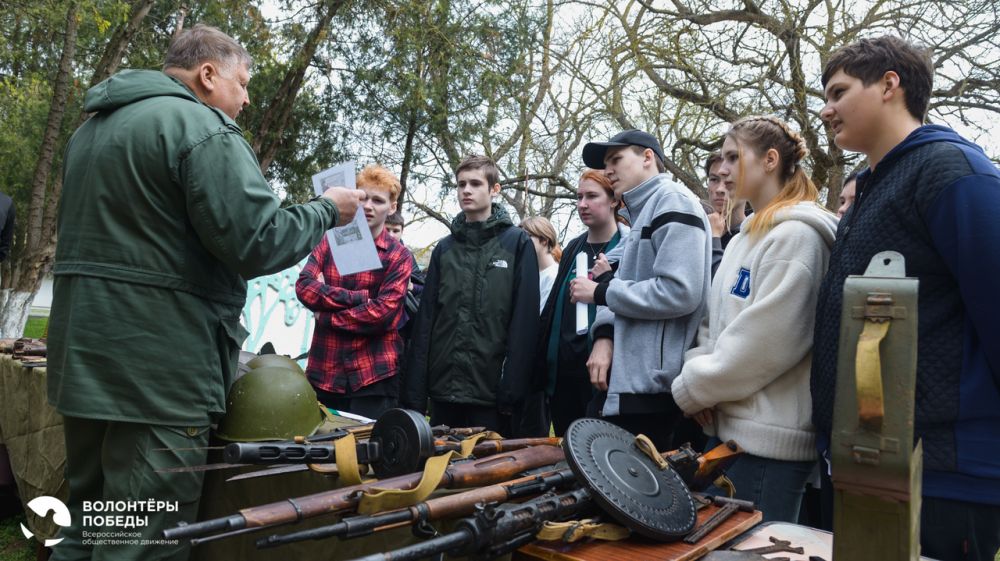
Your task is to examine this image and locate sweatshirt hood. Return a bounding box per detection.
[769,202,839,249]
[861,125,986,181]
[886,125,984,161]
[451,203,513,242]
[83,69,202,113]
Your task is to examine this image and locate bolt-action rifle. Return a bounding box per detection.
[257,466,578,549]
[257,440,743,550]
[162,443,565,544]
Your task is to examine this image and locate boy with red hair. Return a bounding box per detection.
[296,165,413,418]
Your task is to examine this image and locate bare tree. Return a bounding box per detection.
[563,0,1000,209]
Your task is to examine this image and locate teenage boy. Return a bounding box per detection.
[296,165,413,419]
[812,36,1000,560]
[570,130,712,450]
[402,156,539,435]
[384,211,425,338]
[836,172,857,218]
[385,212,405,242]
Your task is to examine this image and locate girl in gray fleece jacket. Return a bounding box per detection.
[671,116,838,523]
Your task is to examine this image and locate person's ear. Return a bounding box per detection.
[390,200,398,214]
[490,183,501,198]
[881,70,902,102]
[198,62,218,93]
[764,148,780,173]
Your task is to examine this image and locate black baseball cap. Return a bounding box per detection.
[582,129,667,170]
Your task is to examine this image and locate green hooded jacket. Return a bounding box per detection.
[402,204,540,409]
[47,69,338,426]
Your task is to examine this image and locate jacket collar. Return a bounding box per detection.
[451,203,513,244]
[621,173,665,220]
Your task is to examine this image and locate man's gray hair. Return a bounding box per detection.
[163,24,252,73]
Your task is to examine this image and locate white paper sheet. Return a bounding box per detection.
[311,162,382,275]
[575,252,589,335]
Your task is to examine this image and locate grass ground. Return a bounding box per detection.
[22,317,47,339]
[0,513,34,561]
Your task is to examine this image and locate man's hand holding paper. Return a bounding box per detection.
[321,186,367,227]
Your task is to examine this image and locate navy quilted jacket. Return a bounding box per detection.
[812,125,1000,506]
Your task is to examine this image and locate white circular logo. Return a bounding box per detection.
[20,496,71,547]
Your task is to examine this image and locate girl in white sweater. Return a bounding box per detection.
[671,115,838,523]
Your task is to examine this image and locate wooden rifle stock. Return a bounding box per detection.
[164,443,564,541]
[690,440,743,491]
[257,467,577,548]
[441,437,563,456]
[257,439,736,549]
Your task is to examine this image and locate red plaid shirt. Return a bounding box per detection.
[295,228,413,393]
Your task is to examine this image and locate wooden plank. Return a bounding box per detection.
[515,504,762,561]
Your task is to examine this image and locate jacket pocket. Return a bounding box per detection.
[657,320,667,368]
[650,368,681,392]
[217,317,249,395]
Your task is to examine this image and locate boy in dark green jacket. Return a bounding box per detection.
[47,25,362,561]
[402,156,540,435]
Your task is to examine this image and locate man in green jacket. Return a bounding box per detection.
[401,155,540,436]
[46,24,362,561]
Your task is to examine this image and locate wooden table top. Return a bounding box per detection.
[515,503,763,561]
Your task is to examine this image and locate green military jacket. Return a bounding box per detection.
[47,69,338,426]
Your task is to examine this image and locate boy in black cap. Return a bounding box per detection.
[570,130,712,449]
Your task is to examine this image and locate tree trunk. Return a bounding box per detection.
[0,0,157,337]
[91,0,157,86]
[398,110,419,206]
[0,1,80,337]
[254,0,346,174]
[0,291,37,339]
[172,4,188,39]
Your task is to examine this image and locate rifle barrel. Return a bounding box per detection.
[351,528,474,561]
[346,488,592,561]
[257,468,577,548]
[163,443,564,542]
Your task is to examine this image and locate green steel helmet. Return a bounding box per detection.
[215,366,325,442]
[245,353,304,374]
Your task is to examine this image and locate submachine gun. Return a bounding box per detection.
[255,430,743,551]
[223,408,559,479]
[343,418,709,561]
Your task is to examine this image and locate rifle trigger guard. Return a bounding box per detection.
[412,518,439,539]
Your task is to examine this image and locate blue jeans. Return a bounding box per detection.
[706,437,815,523]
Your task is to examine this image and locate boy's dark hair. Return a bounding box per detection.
[821,36,933,122]
[704,151,723,178]
[627,146,666,173]
[386,212,405,227]
[844,171,859,186]
[455,155,500,187]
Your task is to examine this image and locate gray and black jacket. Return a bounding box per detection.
[591,174,712,416]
